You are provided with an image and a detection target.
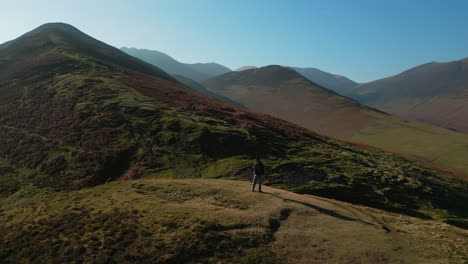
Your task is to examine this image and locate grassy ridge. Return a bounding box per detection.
[0,179,279,263]
[1,179,466,264]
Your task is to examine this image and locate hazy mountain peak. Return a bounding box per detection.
[208,64,322,89]
[34,22,80,32]
[0,23,175,83]
[121,47,231,82]
[19,22,90,43]
[8,22,85,45]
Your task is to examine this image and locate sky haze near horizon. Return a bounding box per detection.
[1,0,467,82]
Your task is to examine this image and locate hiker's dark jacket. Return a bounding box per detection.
[253,161,264,175]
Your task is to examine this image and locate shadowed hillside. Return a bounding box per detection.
[349,58,468,133]
[121,47,231,82]
[172,74,243,107]
[0,23,467,262]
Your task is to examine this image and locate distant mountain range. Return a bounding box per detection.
[121,47,231,82]
[348,58,468,133]
[291,59,468,134]
[119,48,360,96]
[120,49,468,135]
[203,65,468,177]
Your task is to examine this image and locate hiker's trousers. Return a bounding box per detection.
[252,173,263,191]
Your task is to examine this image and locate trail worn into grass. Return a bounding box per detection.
[260,184,467,264]
[303,194,397,232]
[261,186,412,263]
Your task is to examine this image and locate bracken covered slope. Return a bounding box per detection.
[0,22,467,237]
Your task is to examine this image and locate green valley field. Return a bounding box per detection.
[352,109,468,177]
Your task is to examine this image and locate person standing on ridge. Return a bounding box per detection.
[252,155,265,192]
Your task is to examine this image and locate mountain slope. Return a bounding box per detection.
[0,40,12,50]
[204,65,375,139]
[121,47,231,82]
[0,23,467,263]
[203,66,468,177]
[293,66,358,95]
[349,58,468,132]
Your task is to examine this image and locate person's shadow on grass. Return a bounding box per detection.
[262,192,376,226]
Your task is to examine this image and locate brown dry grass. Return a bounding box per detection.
[5,178,466,263]
[263,185,468,264]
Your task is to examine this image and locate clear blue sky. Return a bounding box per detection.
[1,0,467,82]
